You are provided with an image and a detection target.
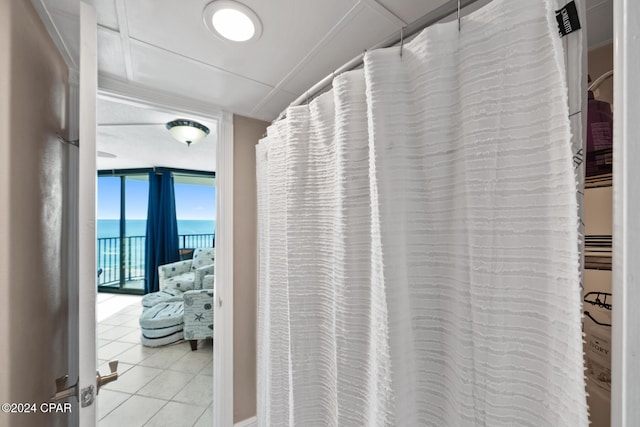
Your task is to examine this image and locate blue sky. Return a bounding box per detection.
[98,176,216,220]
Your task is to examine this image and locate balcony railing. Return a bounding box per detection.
[97,233,215,288]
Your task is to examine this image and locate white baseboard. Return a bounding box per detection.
[234,416,257,427]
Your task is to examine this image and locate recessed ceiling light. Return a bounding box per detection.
[203,1,262,43]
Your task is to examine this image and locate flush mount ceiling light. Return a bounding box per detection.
[166,119,210,147]
[203,0,262,42]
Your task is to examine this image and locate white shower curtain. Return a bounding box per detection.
[257,0,587,425]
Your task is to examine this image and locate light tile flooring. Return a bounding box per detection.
[97,293,213,427]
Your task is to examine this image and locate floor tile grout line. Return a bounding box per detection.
[140,397,172,427]
[96,390,133,422]
[97,294,213,425]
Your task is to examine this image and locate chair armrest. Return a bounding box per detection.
[194,265,215,290]
[202,274,214,290]
[158,260,193,281]
[184,289,214,308]
[183,289,215,324]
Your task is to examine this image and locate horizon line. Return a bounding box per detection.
[97,218,216,221]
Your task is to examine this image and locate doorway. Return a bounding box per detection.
[92,89,233,426]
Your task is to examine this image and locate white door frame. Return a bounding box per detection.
[32,0,238,427]
[78,2,98,424]
[97,78,234,427]
[66,69,80,427]
[612,0,640,425]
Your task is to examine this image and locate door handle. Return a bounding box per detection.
[51,360,119,403]
[96,360,119,394]
[51,375,78,402]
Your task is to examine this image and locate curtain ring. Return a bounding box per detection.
[457,0,461,32]
[400,26,405,58]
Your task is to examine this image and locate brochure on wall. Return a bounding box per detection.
[584,305,612,392]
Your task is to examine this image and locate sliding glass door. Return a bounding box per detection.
[97,173,149,294]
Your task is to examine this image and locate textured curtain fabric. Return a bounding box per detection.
[256,0,587,425]
[144,170,180,294]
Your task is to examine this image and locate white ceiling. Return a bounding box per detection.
[96,98,217,171]
[36,0,613,171]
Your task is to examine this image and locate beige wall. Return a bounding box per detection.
[0,0,69,426]
[588,43,613,105]
[0,0,10,410]
[233,114,268,423]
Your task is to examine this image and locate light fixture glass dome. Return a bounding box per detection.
[203,1,263,43]
[166,119,210,147]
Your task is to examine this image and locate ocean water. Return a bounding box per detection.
[97,219,215,238]
[97,219,215,286]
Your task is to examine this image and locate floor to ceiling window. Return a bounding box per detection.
[97,172,149,294]
[173,173,216,255]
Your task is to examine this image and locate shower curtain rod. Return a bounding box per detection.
[274,0,483,123]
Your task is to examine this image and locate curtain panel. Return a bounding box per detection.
[144,170,180,294]
[257,0,587,425]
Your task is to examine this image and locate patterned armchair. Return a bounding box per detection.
[183,274,214,350]
[158,248,215,292]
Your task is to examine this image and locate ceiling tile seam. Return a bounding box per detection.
[37,4,78,69]
[358,0,407,27]
[114,0,135,81]
[126,37,277,90]
[254,92,299,118]
[249,1,367,115]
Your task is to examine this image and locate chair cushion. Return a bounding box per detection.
[163,272,196,291]
[139,301,184,329]
[141,288,184,308]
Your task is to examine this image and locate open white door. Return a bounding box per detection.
[612,0,640,425]
[78,1,98,424]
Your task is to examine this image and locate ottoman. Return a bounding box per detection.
[139,301,184,347]
[141,287,184,308]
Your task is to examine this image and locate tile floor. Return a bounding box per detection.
[97,293,213,427]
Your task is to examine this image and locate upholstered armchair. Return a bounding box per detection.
[183,274,214,350]
[158,248,215,292]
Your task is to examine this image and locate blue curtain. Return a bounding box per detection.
[144,170,180,294]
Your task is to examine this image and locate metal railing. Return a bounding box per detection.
[97,233,215,288]
[180,233,216,250]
